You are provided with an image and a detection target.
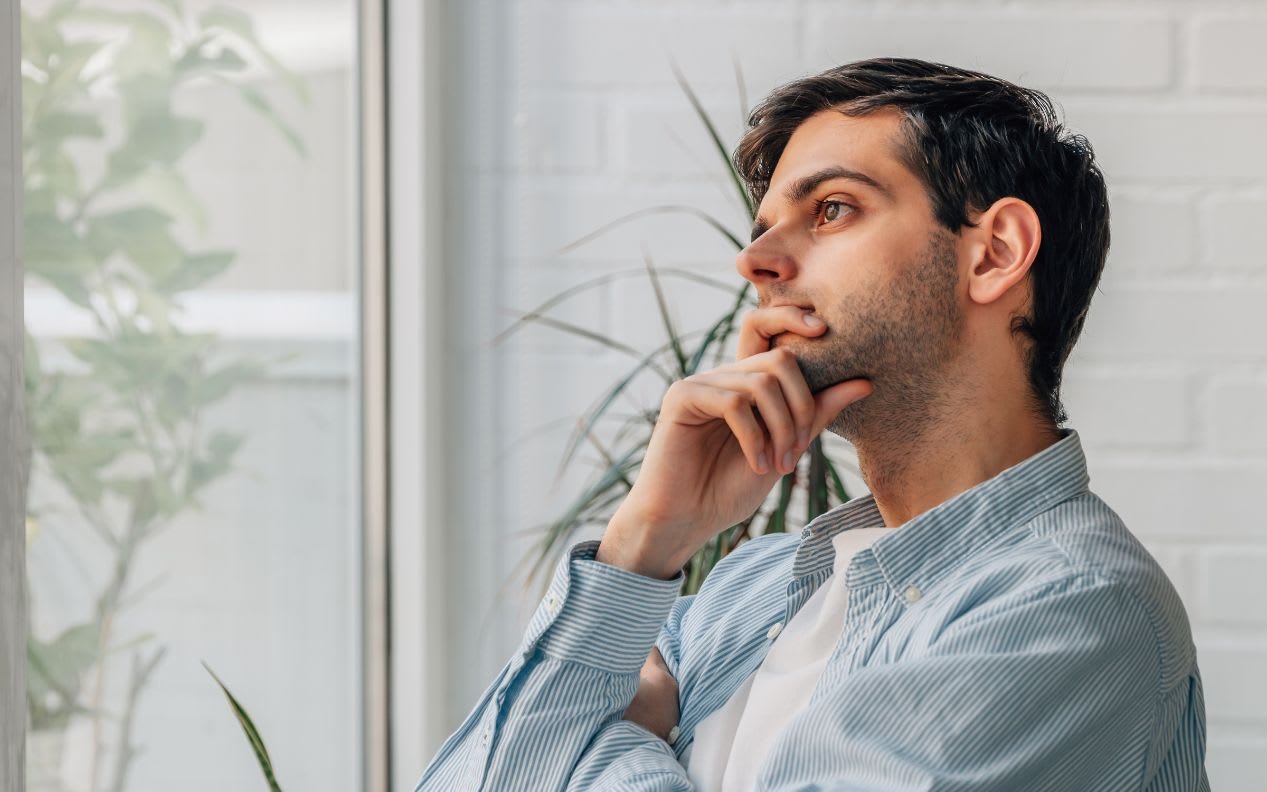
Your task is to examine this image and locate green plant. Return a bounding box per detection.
[497,58,860,598]
[21,1,306,789]
[203,663,285,792]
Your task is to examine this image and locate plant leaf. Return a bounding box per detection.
[528,446,645,585]
[553,204,745,258]
[35,111,104,142]
[203,662,285,792]
[669,55,754,221]
[490,266,736,347]
[551,330,713,489]
[496,308,676,383]
[826,456,851,504]
[641,247,688,377]
[235,83,307,158]
[685,282,753,376]
[155,250,235,293]
[198,6,310,106]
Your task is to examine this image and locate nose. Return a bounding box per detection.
[736,234,797,286]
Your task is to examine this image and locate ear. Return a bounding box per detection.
[964,197,1041,307]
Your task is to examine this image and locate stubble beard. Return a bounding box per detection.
[789,228,966,460]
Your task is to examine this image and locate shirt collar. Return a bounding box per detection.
[791,428,1090,601]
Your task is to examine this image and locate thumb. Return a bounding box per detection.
[810,379,873,437]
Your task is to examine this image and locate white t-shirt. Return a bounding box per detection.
[683,526,897,791]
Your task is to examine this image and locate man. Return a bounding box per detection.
[415,57,1208,790]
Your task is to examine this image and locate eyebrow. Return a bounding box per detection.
[749,165,892,243]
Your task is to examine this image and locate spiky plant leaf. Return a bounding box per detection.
[203,662,284,792]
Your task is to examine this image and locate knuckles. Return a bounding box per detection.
[750,370,777,390]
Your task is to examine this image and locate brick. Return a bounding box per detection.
[513,92,605,174]
[607,263,752,366]
[1210,381,1267,455]
[1060,370,1191,448]
[1072,286,1267,363]
[1065,106,1267,185]
[613,97,750,180]
[1105,191,1197,275]
[510,180,750,264]
[1199,548,1267,624]
[1199,646,1267,723]
[1092,465,1267,541]
[500,349,662,565]
[499,262,612,354]
[1194,16,1267,91]
[515,5,800,90]
[507,347,672,428]
[803,9,1171,91]
[1202,196,1267,273]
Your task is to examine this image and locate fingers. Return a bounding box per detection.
[733,303,873,447]
[808,378,874,439]
[667,304,871,477]
[672,367,873,476]
[736,305,827,360]
[696,362,812,474]
[667,378,776,475]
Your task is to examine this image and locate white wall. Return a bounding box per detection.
[485,2,1267,789]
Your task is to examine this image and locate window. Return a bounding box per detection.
[21,1,367,789]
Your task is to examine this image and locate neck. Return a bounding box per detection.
[847,377,1062,529]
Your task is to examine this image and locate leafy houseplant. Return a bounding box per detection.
[498,59,861,598]
[21,1,306,789]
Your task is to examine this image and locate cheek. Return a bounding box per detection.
[827,229,901,282]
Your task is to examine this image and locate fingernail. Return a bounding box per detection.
[803,314,824,327]
[782,450,795,471]
[798,429,809,447]
[757,450,768,472]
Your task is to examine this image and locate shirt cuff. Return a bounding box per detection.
[530,540,684,674]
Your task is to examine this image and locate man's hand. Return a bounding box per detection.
[623,646,679,743]
[597,305,873,579]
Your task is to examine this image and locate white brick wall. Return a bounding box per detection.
[495,2,1267,788]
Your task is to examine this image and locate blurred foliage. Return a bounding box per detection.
[497,58,859,599]
[21,1,305,789]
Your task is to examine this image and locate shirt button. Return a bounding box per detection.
[546,594,560,613]
[667,724,680,744]
[903,585,922,603]
[766,622,783,640]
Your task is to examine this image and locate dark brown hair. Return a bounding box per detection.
[733,57,1111,427]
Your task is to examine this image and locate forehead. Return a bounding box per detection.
[764,106,913,206]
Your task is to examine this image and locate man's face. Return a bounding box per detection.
[736,106,967,442]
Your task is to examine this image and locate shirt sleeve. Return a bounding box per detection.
[412,539,685,791]
[756,572,1167,791]
[567,719,695,791]
[565,590,702,790]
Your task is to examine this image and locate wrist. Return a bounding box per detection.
[597,514,689,580]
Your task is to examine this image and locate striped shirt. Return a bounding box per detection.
[414,428,1209,790]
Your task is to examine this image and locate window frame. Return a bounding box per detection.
[1,0,26,790]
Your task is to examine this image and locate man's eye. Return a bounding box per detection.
[810,198,856,226]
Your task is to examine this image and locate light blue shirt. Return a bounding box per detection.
[415,428,1208,790]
